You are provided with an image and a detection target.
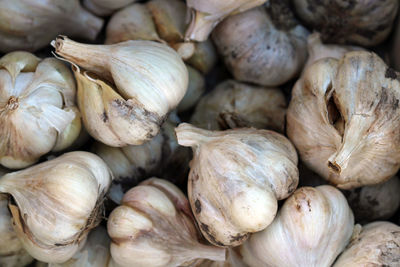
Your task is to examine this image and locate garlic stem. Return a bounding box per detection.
[175,123,216,147]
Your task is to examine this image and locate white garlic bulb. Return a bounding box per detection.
[287,51,400,189]
[108,178,226,267]
[0,151,112,263]
[333,221,400,266]
[175,123,299,246]
[0,51,80,169]
[241,185,354,267]
[190,80,286,132]
[52,36,188,147]
[83,0,136,16]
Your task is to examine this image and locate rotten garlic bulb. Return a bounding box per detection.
[175,123,299,247]
[293,0,399,46]
[190,80,286,132]
[52,36,188,147]
[0,151,112,263]
[212,1,308,87]
[241,185,354,267]
[0,0,103,52]
[333,221,400,266]
[108,178,226,267]
[0,51,81,169]
[83,0,136,16]
[287,51,400,189]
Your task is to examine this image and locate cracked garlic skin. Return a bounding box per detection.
[190,80,286,132]
[0,151,112,263]
[287,51,400,189]
[212,1,308,87]
[241,185,354,267]
[83,0,136,16]
[0,52,80,169]
[175,123,299,247]
[52,36,188,147]
[0,0,103,53]
[108,178,226,267]
[333,221,400,266]
[293,0,399,46]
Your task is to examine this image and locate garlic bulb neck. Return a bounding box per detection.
[175,123,216,147]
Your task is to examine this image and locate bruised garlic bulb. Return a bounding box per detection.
[0,0,103,52]
[0,151,112,263]
[212,1,308,87]
[52,36,188,147]
[83,0,136,16]
[190,80,286,132]
[333,221,400,266]
[178,66,206,112]
[293,0,399,46]
[175,123,299,246]
[108,178,226,267]
[0,52,80,169]
[241,185,354,267]
[287,51,400,189]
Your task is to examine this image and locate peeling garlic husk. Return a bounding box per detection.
[391,16,400,71]
[212,1,309,87]
[0,51,80,169]
[0,151,112,263]
[175,123,299,247]
[333,221,400,266]
[190,80,286,132]
[287,51,400,189]
[178,66,206,112]
[108,178,226,267]
[293,0,399,46]
[52,36,188,147]
[0,0,103,52]
[241,185,354,267]
[83,0,136,16]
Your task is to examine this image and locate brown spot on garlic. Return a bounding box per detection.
[195,199,202,214]
[385,68,398,80]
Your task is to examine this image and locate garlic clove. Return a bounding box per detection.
[175,123,298,246]
[52,107,82,152]
[83,0,136,16]
[186,40,218,74]
[177,65,206,112]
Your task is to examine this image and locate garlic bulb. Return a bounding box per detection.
[108,178,226,267]
[0,151,112,263]
[190,80,286,132]
[0,0,103,52]
[287,51,400,189]
[392,16,400,71]
[175,123,299,246]
[0,51,80,169]
[185,0,267,41]
[186,40,217,74]
[198,248,246,267]
[333,221,400,266]
[212,1,309,87]
[83,0,136,16]
[241,185,354,267]
[293,0,399,46]
[178,66,206,112]
[52,36,188,147]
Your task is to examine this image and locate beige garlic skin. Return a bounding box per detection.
[293,0,399,46]
[108,178,226,267]
[0,151,112,263]
[52,36,188,147]
[0,0,103,53]
[83,0,136,16]
[185,0,267,42]
[198,248,246,267]
[190,80,286,132]
[241,185,354,267]
[212,2,308,87]
[333,221,400,266]
[287,51,400,189]
[176,123,299,247]
[0,52,80,169]
[392,16,400,71]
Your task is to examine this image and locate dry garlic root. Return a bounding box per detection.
[175,123,299,247]
[0,52,81,169]
[241,185,354,267]
[83,0,136,16]
[108,178,226,267]
[52,36,188,147]
[287,51,400,189]
[0,151,112,263]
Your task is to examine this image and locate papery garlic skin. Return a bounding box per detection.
[108,178,226,267]
[287,51,400,189]
[293,0,399,46]
[190,80,286,132]
[0,52,79,169]
[198,248,246,267]
[176,123,299,246]
[333,221,400,266]
[241,185,354,267]
[0,151,112,263]
[83,0,136,16]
